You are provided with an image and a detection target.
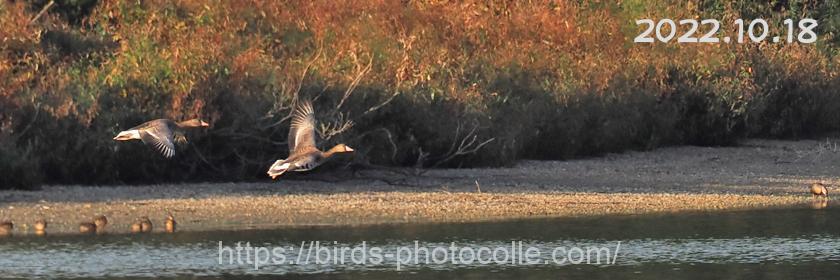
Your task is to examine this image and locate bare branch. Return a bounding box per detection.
[336,55,373,110]
[348,127,398,162]
[17,104,40,137]
[363,89,400,116]
[380,128,398,161]
[263,42,323,129]
[211,128,287,146]
[428,120,495,169]
[414,147,429,170]
[363,35,414,116]
[318,112,355,141]
[189,142,222,173]
[29,1,54,25]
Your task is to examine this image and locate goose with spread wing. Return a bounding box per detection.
[113,118,209,158]
[267,100,354,179]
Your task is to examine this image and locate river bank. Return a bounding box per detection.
[0,139,833,235]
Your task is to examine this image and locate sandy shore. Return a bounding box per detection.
[0,139,835,235]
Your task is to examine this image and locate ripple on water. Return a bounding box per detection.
[0,207,839,278]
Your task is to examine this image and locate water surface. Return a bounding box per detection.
[1,205,838,279]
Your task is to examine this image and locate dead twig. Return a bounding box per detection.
[318,112,355,141]
[414,146,429,171]
[189,142,222,173]
[429,120,495,169]
[362,35,414,116]
[363,89,400,116]
[17,105,39,137]
[263,42,323,129]
[29,1,54,25]
[347,127,398,162]
[336,55,373,110]
[218,131,287,146]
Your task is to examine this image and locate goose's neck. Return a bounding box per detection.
[322,145,343,158]
[176,119,205,128]
[176,121,191,128]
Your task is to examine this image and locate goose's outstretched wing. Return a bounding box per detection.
[288,100,317,153]
[139,121,176,158]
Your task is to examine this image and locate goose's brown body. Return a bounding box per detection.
[34,219,47,232]
[130,220,143,233]
[139,216,153,232]
[0,221,13,235]
[94,215,108,229]
[114,118,208,158]
[267,100,353,179]
[811,183,828,198]
[79,222,96,234]
[165,214,176,233]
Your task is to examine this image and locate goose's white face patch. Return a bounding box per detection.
[113,130,141,140]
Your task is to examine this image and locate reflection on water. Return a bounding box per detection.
[811,199,829,209]
[0,205,838,279]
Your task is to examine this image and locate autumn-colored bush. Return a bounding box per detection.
[2,0,840,188]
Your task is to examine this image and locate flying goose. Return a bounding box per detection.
[113,118,209,158]
[267,100,354,179]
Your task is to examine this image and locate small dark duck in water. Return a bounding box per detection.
[165,214,176,233]
[811,183,829,199]
[140,216,153,233]
[114,118,209,158]
[34,219,47,235]
[267,100,354,179]
[94,215,108,229]
[0,221,13,235]
[79,222,97,234]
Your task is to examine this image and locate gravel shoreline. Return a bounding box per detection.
[0,139,835,235]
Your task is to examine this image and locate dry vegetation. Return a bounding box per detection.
[2,1,840,188]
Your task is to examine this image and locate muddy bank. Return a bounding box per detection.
[0,139,834,235]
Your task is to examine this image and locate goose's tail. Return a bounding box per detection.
[267,160,291,179]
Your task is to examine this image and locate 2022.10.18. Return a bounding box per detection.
[634,18,817,44]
